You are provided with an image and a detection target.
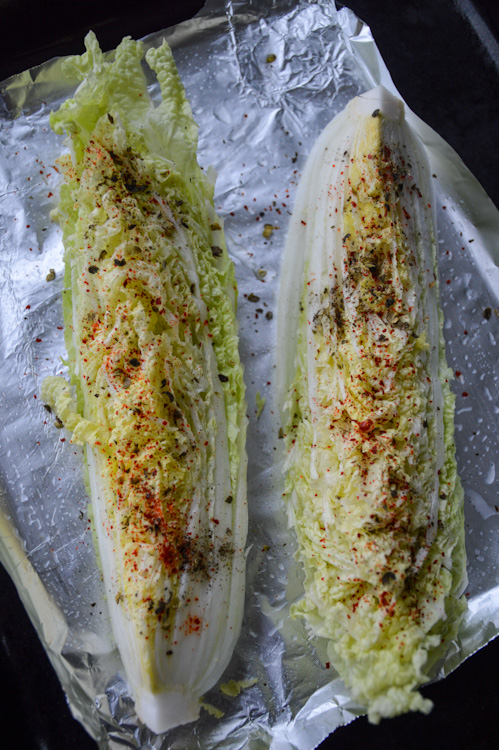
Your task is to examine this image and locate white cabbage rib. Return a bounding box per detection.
[278,86,466,722]
[42,35,247,734]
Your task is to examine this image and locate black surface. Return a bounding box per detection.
[1,1,498,749]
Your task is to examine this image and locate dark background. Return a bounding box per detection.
[1,1,498,748]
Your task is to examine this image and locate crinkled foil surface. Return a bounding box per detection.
[1,1,498,748]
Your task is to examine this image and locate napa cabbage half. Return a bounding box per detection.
[41,32,247,734]
[278,86,466,722]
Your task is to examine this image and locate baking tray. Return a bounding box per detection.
[0,1,498,748]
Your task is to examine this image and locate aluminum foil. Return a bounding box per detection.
[1,1,498,748]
